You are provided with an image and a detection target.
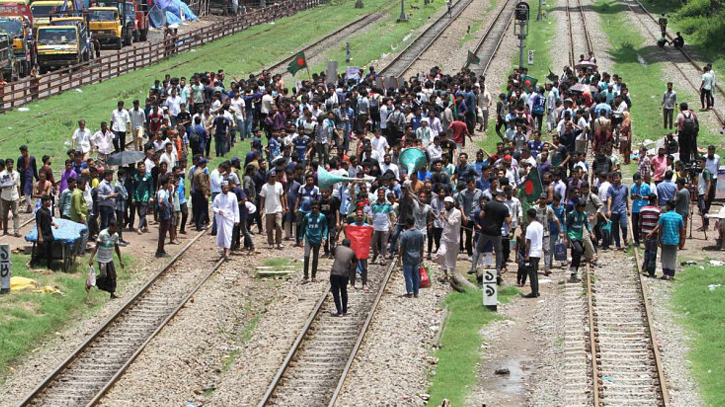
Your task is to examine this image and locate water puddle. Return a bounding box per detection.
[489,357,534,395]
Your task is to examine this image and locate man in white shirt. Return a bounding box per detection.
[92,121,115,163]
[165,89,182,125]
[380,154,399,180]
[427,136,443,163]
[476,83,492,132]
[110,100,131,153]
[229,90,247,139]
[259,171,287,249]
[524,208,543,298]
[159,143,176,174]
[371,131,389,158]
[706,145,720,203]
[0,159,21,237]
[72,119,93,160]
[701,65,714,110]
[129,100,147,151]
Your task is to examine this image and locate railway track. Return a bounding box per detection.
[628,0,725,127]
[566,0,594,67]
[378,0,477,79]
[463,0,516,75]
[257,259,397,407]
[563,226,670,406]
[17,229,226,407]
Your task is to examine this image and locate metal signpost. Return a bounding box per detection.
[514,2,530,69]
[1,244,10,294]
[482,269,497,311]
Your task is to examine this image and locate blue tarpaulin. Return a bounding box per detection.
[148,0,197,28]
[25,218,87,245]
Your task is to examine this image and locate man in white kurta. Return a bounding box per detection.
[434,196,461,278]
[212,181,239,257]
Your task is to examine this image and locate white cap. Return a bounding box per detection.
[444,196,455,204]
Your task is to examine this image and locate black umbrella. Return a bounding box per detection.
[106,150,146,166]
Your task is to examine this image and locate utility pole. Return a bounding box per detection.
[537,0,542,20]
[514,2,530,69]
[398,0,407,22]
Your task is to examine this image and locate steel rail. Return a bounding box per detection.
[629,0,725,127]
[627,215,671,407]
[577,0,593,53]
[378,0,477,78]
[327,258,399,406]
[584,261,601,407]
[463,0,515,74]
[566,0,576,67]
[257,258,398,406]
[16,228,225,407]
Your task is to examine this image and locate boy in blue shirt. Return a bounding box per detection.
[630,173,651,247]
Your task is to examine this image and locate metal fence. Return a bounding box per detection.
[0,0,328,113]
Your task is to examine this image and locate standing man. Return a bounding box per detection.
[92,122,115,165]
[133,162,154,234]
[661,82,677,130]
[72,120,93,160]
[675,103,698,164]
[457,178,483,259]
[87,219,125,298]
[70,177,88,224]
[33,195,58,270]
[259,171,287,250]
[700,66,714,111]
[696,155,713,232]
[17,145,38,213]
[0,159,21,237]
[640,194,661,278]
[705,145,720,211]
[191,158,210,231]
[330,238,357,317]
[523,208,543,298]
[648,200,685,280]
[301,201,328,282]
[130,100,147,151]
[535,192,564,274]
[658,13,668,36]
[606,171,629,250]
[111,100,131,153]
[399,217,425,298]
[477,83,492,132]
[630,173,651,247]
[97,170,117,231]
[212,180,240,259]
[434,196,461,280]
[156,176,172,258]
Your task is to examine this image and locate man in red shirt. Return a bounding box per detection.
[448,119,473,149]
[148,105,164,134]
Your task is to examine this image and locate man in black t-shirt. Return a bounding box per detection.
[33,195,59,270]
[472,191,511,280]
[319,188,340,256]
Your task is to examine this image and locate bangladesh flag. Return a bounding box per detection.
[521,75,538,92]
[467,51,480,65]
[519,167,543,204]
[287,51,308,76]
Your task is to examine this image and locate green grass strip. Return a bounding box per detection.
[671,265,725,407]
[0,252,133,381]
[427,285,519,406]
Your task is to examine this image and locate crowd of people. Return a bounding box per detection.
[0,53,718,304]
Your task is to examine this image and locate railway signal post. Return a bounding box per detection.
[514,2,529,69]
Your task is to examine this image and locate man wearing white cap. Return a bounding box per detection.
[415,117,433,148]
[213,180,239,258]
[434,196,461,279]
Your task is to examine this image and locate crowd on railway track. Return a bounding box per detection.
[0,52,718,301]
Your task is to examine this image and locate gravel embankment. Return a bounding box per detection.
[0,231,218,406]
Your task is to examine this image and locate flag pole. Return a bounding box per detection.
[306,67,312,81]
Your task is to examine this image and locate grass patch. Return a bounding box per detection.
[0,251,133,381]
[671,264,725,407]
[0,0,388,164]
[261,257,295,269]
[310,0,445,72]
[427,284,520,406]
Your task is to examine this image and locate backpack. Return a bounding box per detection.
[681,112,698,135]
[532,95,545,115]
[189,127,201,152]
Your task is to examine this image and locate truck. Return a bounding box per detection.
[30,0,67,28]
[0,30,18,80]
[89,5,132,49]
[35,15,90,72]
[0,2,34,77]
[124,0,148,42]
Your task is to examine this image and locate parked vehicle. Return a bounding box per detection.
[0,2,34,77]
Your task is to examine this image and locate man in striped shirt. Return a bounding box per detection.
[639,194,661,277]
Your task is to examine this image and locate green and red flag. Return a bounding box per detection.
[519,167,543,204]
[467,50,480,65]
[521,75,538,92]
[287,51,308,76]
